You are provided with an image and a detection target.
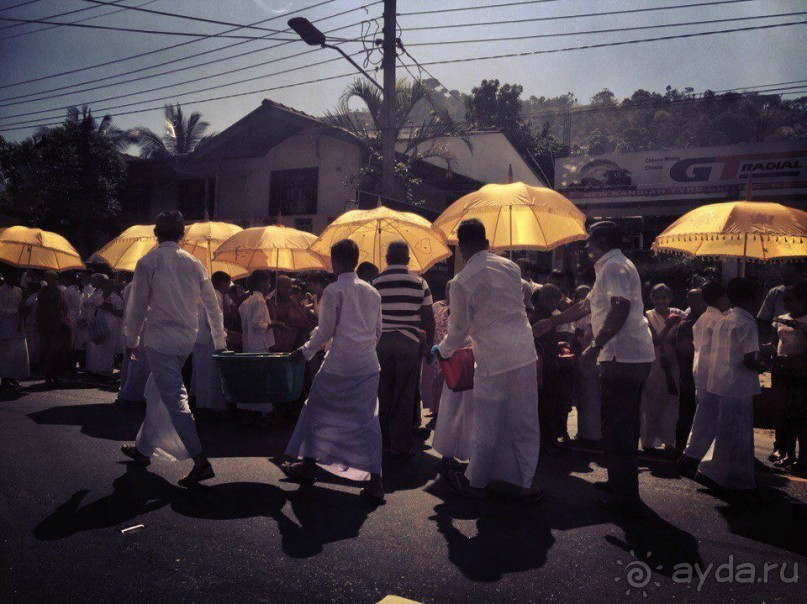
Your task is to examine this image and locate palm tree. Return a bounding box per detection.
[321,78,471,201]
[127,104,215,158]
[36,105,128,151]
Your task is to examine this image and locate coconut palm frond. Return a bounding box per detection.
[341,79,383,131]
[127,126,168,158]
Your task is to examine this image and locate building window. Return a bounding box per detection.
[293,217,313,233]
[177,178,206,220]
[270,167,318,216]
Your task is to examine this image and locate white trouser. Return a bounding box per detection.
[683,389,720,461]
[136,347,203,461]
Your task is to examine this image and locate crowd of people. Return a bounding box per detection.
[1,211,806,514]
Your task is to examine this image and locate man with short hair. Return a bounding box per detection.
[121,210,226,487]
[436,219,542,500]
[535,221,655,515]
[374,241,435,457]
[283,239,385,502]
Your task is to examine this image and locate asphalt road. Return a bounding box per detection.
[1,379,805,604]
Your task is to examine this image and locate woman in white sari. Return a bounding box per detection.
[641,284,686,450]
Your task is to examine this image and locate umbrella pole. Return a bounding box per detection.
[740,233,748,278]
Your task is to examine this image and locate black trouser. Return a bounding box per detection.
[600,361,651,503]
[676,386,697,454]
[377,332,421,456]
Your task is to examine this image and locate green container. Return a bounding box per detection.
[213,352,305,405]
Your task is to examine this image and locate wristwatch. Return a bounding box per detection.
[591,339,602,350]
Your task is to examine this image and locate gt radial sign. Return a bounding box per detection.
[555,142,807,204]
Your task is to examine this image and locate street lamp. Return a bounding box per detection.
[288,18,382,91]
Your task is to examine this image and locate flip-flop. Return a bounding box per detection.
[280,461,316,485]
[444,470,486,498]
[120,444,150,466]
[178,462,215,487]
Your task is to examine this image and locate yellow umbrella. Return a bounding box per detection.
[652,201,807,273]
[432,182,587,251]
[310,205,451,273]
[213,225,327,273]
[0,226,84,271]
[90,224,157,271]
[182,221,248,279]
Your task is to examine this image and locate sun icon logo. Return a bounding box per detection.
[615,550,662,597]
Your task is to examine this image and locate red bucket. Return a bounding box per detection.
[440,347,475,392]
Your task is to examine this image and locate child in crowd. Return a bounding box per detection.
[770,282,807,473]
[530,284,573,452]
[698,278,771,491]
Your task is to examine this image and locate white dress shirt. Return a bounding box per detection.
[239,291,275,352]
[196,290,224,346]
[692,305,726,390]
[438,251,537,377]
[706,307,761,399]
[124,241,225,357]
[589,248,655,364]
[302,272,383,376]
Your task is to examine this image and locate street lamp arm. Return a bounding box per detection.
[323,43,383,91]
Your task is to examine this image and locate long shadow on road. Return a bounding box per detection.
[33,462,380,559]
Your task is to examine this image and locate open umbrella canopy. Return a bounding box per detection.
[213,225,327,273]
[652,201,807,262]
[92,222,249,277]
[0,226,84,272]
[91,224,157,272]
[433,182,587,251]
[182,221,248,279]
[310,205,451,274]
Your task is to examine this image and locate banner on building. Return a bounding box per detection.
[555,142,807,204]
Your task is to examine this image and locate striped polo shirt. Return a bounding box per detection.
[373,264,433,342]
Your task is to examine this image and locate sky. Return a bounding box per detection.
[0,0,805,144]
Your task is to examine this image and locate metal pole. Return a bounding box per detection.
[741,232,748,277]
[381,0,397,199]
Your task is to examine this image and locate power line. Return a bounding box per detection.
[1,49,365,123]
[0,0,43,13]
[0,0,163,39]
[400,0,770,31]
[0,0,375,93]
[0,14,374,110]
[398,0,565,16]
[79,0,289,36]
[406,11,807,47]
[0,15,301,40]
[0,71,360,134]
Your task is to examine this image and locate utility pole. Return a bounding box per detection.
[381,0,397,199]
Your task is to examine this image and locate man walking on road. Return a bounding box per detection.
[121,211,226,487]
[435,219,542,501]
[534,221,654,515]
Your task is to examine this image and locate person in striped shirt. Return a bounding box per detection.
[374,241,435,458]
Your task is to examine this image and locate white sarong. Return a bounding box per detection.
[191,342,227,411]
[698,395,756,490]
[136,348,203,461]
[0,304,30,380]
[118,352,150,402]
[683,389,720,461]
[465,362,540,489]
[86,309,120,376]
[432,383,474,461]
[285,370,382,481]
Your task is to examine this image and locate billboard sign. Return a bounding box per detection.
[555,142,807,204]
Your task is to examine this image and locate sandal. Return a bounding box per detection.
[121,444,150,466]
[280,461,316,485]
[178,461,215,487]
[444,470,486,498]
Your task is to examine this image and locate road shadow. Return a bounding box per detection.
[702,485,807,558]
[28,403,143,441]
[425,480,556,582]
[33,463,379,560]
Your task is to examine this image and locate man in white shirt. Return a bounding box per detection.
[121,211,226,487]
[118,281,150,404]
[698,278,769,491]
[436,219,541,501]
[535,221,654,515]
[239,271,277,353]
[678,281,730,473]
[192,271,230,417]
[283,239,385,504]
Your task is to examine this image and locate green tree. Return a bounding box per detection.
[128,104,215,158]
[321,78,470,203]
[0,109,126,253]
[36,105,128,152]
